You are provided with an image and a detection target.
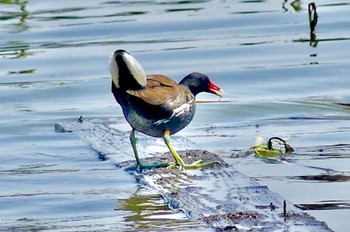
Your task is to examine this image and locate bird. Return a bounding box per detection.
[109,49,224,170]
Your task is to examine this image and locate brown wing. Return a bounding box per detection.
[126,74,183,105]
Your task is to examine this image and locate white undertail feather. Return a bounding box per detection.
[109,51,147,88]
[123,52,147,87]
[109,53,120,87]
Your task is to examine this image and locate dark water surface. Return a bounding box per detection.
[1,0,350,231]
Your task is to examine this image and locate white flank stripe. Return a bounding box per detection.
[153,101,193,126]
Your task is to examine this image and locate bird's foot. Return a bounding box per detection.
[180,159,221,170]
[125,161,169,172]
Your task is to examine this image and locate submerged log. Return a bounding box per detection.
[55,119,332,231]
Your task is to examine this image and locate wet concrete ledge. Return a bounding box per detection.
[56,119,332,231]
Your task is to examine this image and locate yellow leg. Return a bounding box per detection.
[163,130,220,169]
[163,130,186,166]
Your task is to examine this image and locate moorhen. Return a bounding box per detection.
[109,49,223,170]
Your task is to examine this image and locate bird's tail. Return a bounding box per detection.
[109,49,147,90]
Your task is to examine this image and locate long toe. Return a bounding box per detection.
[125,161,170,172]
[184,160,221,170]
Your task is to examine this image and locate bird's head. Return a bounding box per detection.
[179,72,224,97]
[109,49,147,89]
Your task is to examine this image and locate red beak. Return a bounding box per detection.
[209,81,224,97]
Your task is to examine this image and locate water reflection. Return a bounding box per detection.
[282,1,319,47]
[294,174,350,183]
[0,0,34,61]
[159,0,210,5]
[165,7,202,12]
[0,0,29,33]
[115,187,198,231]
[282,0,302,12]
[8,68,36,75]
[0,164,61,177]
[240,0,266,3]
[296,201,350,210]
[0,0,349,231]
[1,41,36,60]
[308,2,318,47]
